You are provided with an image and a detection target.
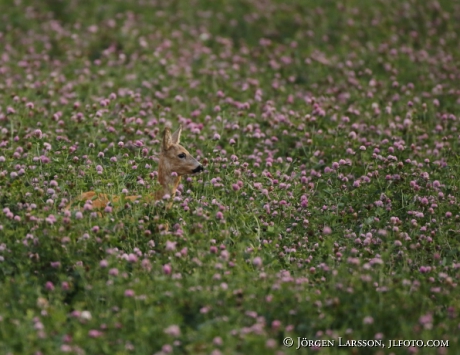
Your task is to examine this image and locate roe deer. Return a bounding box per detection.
[66,125,203,212]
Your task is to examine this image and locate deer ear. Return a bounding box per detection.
[171,125,182,144]
[162,127,173,151]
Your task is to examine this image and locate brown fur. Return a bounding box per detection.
[66,125,202,212]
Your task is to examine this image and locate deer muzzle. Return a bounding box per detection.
[192,165,204,173]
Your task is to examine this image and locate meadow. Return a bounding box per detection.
[0,0,459,354]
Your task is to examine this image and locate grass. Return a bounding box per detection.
[0,0,459,354]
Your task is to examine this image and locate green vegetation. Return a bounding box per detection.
[0,0,459,354]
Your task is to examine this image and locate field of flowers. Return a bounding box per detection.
[0,0,459,354]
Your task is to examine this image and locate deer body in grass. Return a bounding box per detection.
[66,126,203,212]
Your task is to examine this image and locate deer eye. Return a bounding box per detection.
[178,153,186,159]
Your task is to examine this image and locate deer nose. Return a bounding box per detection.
[192,165,204,173]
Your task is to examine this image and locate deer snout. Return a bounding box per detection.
[192,165,204,173]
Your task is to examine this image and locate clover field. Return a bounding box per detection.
[0,0,459,354]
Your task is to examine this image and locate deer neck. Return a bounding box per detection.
[156,166,181,201]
